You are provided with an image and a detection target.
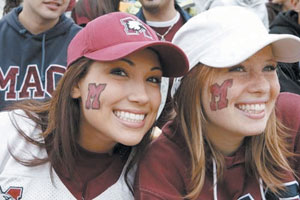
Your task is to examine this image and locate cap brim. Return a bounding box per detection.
[84,41,189,77]
[199,33,300,68]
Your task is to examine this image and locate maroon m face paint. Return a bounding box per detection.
[85,83,106,110]
[210,79,233,111]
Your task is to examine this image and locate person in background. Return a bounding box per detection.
[269,0,300,94]
[71,0,120,27]
[3,0,22,16]
[267,0,294,25]
[136,0,191,128]
[0,12,188,199]
[134,6,300,199]
[0,0,81,111]
[194,0,269,29]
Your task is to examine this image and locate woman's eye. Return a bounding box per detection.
[148,76,161,84]
[228,66,245,72]
[110,68,127,76]
[263,65,276,71]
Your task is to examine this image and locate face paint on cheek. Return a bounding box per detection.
[210,79,233,111]
[85,83,107,110]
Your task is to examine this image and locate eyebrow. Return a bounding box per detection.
[231,58,277,68]
[120,58,162,72]
[121,58,134,66]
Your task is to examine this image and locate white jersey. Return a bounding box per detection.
[0,110,135,200]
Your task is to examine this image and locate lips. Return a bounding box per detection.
[44,1,62,6]
[43,1,62,10]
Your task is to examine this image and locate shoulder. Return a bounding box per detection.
[0,8,17,29]
[69,21,82,34]
[269,11,297,34]
[175,3,191,21]
[58,14,82,35]
[276,93,300,153]
[134,121,189,199]
[0,110,42,167]
[276,92,300,124]
[0,109,29,127]
[0,109,40,139]
[144,121,189,165]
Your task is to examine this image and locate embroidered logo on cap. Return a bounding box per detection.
[0,186,23,200]
[120,17,153,39]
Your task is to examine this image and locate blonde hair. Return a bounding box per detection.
[173,64,295,199]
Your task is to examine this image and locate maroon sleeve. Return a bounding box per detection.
[276,92,300,180]
[134,128,189,200]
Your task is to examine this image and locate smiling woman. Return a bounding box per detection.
[134,6,300,200]
[0,12,188,199]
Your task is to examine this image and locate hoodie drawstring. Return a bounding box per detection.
[259,178,266,200]
[213,158,218,200]
[212,158,266,200]
[41,33,46,82]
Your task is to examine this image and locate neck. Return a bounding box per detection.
[206,125,244,156]
[18,9,59,35]
[79,127,116,153]
[142,3,177,21]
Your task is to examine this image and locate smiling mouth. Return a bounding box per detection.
[236,103,265,114]
[44,1,61,6]
[114,111,145,123]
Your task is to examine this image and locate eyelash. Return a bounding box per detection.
[148,77,161,84]
[228,66,244,72]
[228,65,277,72]
[110,68,161,84]
[263,65,277,71]
[110,68,127,76]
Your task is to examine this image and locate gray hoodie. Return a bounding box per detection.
[0,6,81,110]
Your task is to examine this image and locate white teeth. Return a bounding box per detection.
[114,111,145,123]
[238,103,265,114]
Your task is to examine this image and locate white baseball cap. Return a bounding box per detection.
[172,6,300,70]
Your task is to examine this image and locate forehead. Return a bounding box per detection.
[202,46,275,80]
[124,48,161,65]
[241,46,274,65]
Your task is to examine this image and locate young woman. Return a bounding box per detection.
[0,12,188,200]
[134,6,300,200]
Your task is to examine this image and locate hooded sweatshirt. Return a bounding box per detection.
[270,10,300,37]
[269,11,300,95]
[0,6,81,110]
[134,92,300,200]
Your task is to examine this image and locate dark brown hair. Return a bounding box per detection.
[72,0,120,26]
[3,0,22,15]
[9,57,153,193]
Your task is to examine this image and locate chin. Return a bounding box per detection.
[119,138,144,147]
[42,12,62,20]
[243,127,266,136]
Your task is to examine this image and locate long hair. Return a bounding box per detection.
[72,0,120,26]
[173,64,294,199]
[9,57,153,192]
[3,0,22,15]
[9,58,92,173]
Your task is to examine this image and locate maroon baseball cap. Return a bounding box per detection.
[67,12,189,77]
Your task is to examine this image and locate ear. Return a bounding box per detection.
[71,83,82,99]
